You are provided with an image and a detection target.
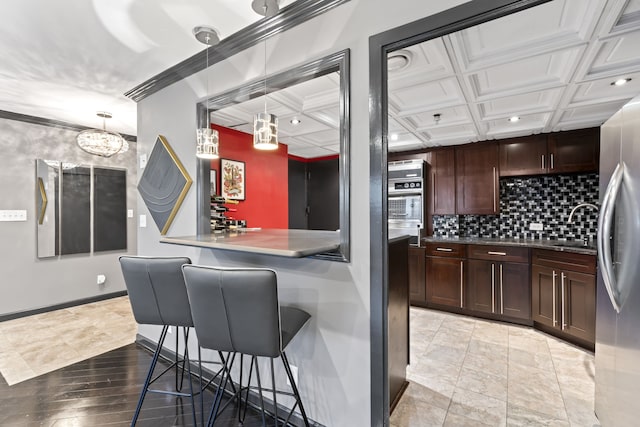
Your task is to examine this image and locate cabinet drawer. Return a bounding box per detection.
[424,242,466,258]
[467,244,529,263]
[532,249,596,274]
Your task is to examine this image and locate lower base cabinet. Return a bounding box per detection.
[424,243,465,309]
[531,249,596,347]
[409,246,426,304]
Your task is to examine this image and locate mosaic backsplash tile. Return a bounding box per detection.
[433,173,599,242]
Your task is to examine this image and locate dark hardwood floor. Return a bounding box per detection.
[0,343,278,426]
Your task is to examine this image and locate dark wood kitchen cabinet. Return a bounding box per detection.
[430,149,456,215]
[531,249,596,348]
[499,128,599,177]
[547,128,600,174]
[466,245,531,324]
[455,143,499,215]
[408,246,426,305]
[499,135,548,176]
[425,243,466,309]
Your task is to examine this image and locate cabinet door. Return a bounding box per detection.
[408,247,426,303]
[531,264,558,329]
[499,135,548,177]
[547,128,599,174]
[426,257,464,308]
[561,270,596,344]
[466,260,494,314]
[499,262,531,320]
[431,149,456,214]
[455,144,499,215]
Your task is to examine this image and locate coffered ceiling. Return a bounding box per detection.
[210,73,341,159]
[388,0,640,152]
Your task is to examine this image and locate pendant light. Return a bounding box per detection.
[253,29,279,151]
[76,112,124,157]
[194,26,221,159]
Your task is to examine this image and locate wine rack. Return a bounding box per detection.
[210,196,243,232]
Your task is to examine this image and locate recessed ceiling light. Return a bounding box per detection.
[611,78,632,86]
[509,116,520,123]
[390,133,399,141]
[290,118,301,125]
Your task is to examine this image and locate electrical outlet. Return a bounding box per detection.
[168,326,173,334]
[529,222,544,231]
[140,154,147,169]
[286,364,298,387]
[127,209,134,218]
[97,274,106,285]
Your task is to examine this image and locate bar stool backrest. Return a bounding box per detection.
[182,265,282,357]
[119,256,193,327]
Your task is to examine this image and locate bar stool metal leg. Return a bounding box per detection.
[182,327,198,427]
[270,358,278,427]
[131,325,168,426]
[282,352,310,427]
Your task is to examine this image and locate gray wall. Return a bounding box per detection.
[135,1,467,425]
[0,117,137,316]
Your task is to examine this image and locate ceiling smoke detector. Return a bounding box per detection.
[433,113,441,124]
[252,0,280,17]
[193,26,220,46]
[388,50,413,72]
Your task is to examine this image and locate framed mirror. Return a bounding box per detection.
[196,49,351,261]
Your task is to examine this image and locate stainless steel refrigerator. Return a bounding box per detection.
[595,96,640,426]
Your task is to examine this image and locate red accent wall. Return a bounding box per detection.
[210,125,288,228]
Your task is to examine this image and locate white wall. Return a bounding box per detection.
[136,1,467,425]
[0,118,137,316]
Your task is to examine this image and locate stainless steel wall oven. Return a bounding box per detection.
[388,159,425,245]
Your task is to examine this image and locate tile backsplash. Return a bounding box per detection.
[433,173,599,241]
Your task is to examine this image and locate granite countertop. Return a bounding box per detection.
[161,229,340,258]
[422,236,597,256]
[388,229,411,243]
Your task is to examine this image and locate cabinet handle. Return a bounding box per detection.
[487,251,507,256]
[491,263,496,313]
[493,167,497,213]
[561,272,566,330]
[460,261,464,308]
[436,247,453,252]
[552,271,557,326]
[542,154,545,170]
[500,264,504,315]
[551,153,554,170]
[432,173,436,210]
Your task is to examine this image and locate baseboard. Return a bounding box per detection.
[0,291,128,322]
[135,334,324,427]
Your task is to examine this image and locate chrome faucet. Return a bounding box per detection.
[568,203,599,223]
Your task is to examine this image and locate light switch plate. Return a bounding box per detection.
[139,214,147,228]
[529,222,544,231]
[0,210,27,222]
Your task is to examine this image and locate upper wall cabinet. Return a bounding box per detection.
[500,128,600,177]
[431,149,456,215]
[456,143,499,215]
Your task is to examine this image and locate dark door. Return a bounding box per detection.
[547,127,600,174]
[307,158,339,230]
[466,259,494,314]
[288,159,308,229]
[562,270,596,344]
[455,143,499,215]
[431,149,456,215]
[408,246,426,303]
[499,135,548,176]
[531,264,557,329]
[500,262,531,320]
[426,256,464,308]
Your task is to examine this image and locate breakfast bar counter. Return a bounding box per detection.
[161,229,340,258]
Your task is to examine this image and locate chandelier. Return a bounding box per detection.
[76,112,124,157]
[194,26,221,159]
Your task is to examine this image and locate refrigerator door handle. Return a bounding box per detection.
[598,162,624,313]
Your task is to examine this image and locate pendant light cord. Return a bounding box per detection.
[264,3,268,115]
[206,34,210,126]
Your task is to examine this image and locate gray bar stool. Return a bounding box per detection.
[182,265,311,427]
[119,256,198,426]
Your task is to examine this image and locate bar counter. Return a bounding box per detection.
[160,229,340,258]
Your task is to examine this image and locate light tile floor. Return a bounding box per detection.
[391,307,600,427]
[0,296,137,385]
